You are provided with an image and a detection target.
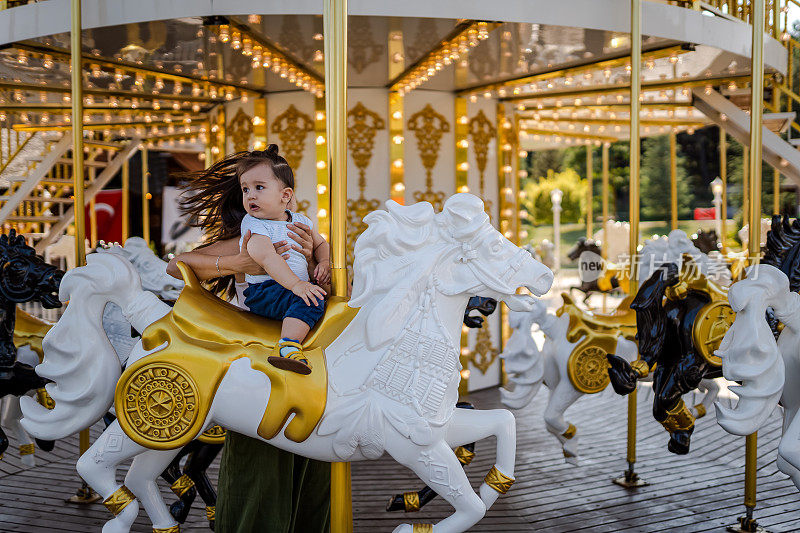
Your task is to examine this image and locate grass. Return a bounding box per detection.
[524,219,732,267]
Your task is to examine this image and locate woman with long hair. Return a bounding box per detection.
[167,147,330,532]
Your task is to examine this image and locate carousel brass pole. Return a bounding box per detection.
[121,158,129,242]
[729,1,765,530]
[586,145,593,239]
[614,0,646,489]
[602,142,610,313]
[670,130,678,231]
[720,128,727,248]
[141,147,150,244]
[772,81,781,216]
[324,0,352,531]
[67,0,99,505]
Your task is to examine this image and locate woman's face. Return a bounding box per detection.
[240,163,293,219]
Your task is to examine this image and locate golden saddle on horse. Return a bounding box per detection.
[115,262,357,450]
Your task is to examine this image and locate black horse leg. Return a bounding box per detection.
[166,446,197,524]
[183,442,223,530]
[652,364,697,455]
[0,425,8,458]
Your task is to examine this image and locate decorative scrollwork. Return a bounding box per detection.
[346,102,385,273]
[197,424,227,444]
[469,110,495,217]
[407,104,450,210]
[119,363,199,446]
[467,321,498,374]
[229,108,254,152]
[349,17,383,74]
[271,104,315,170]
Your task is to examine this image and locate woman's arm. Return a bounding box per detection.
[167,234,270,281]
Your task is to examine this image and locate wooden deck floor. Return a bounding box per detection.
[0,385,798,532]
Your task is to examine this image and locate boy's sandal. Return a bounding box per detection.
[268,341,312,375]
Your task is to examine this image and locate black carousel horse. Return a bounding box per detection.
[606,261,723,455]
[692,229,720,255]
[567,237,620,303]
[385,296,497,514]
[0,230,63,457]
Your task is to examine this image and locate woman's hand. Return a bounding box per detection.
[285,221,314,263]
[233,231,267,276]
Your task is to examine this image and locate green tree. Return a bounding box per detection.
[640,135,693,221]
[521,168,586,224]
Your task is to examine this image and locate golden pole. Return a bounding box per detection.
[71,0,85,268]
[68,0,99,505]
[141,148,150,244]
[720,128,727,248]
[669,130,678,231]
[773,78,780,216]
[121,158,129,242]
[614,0,645,489]
[586,145,593,238]
[743,146,749,234]
[88,164,97,248]
[602,142,610,312]
[729,2,765,530]
[324,0,352,531]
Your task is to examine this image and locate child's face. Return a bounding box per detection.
[240,163,293,220]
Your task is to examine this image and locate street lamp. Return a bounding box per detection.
[551,188,563,274]
[710,177,723,240]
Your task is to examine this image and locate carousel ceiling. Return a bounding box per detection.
[0,14,771,147]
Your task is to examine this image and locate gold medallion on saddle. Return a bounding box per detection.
[557,293,638,394]
[115,262,358,450]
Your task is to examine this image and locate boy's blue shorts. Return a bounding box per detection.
[243,280,325,329]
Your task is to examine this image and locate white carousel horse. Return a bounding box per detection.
[0,238,183,468]
[638,229,732,288]
[715,264,799,490]
[593,219,630,264]
[501,234,725,462]
[20,194,553,533]
[737,218,772,250]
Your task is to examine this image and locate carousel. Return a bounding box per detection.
[0,0,798,532]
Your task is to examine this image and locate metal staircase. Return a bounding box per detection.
[692,87,800,188]
[0,132,140,250]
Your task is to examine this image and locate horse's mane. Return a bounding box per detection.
[762,215,800,293]
[350,200,437,307]
[631,264,673,360]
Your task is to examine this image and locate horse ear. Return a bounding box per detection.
[175,261,202,289]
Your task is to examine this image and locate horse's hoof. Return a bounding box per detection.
[35,438,55,452]
[667,431,691,455]
[606,355,637,395]
[21,454,35,468]
[386,493,405,512]
[391,524,414,533]
[169,494,194,523]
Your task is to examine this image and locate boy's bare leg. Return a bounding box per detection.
[281,318,310,343]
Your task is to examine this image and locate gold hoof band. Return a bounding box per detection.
[170,474,195,497]
[661,400,695,432]
[153,526,180,533]
[205,506,215,521]
[630,359,650,378]
[403,491,421,512]
[19,443,35,455]
[484,465,515,494]
[694,403,707,419]
[412,525,433,533]
[103,485,135,516]
[562,423,577,440]
[455,446,475,465]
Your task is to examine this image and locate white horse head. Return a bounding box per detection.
[714,264,786,436]
[98,237,183,300]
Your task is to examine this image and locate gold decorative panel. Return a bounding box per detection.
[407,104,450,211]
[229,108,253,153]
[349,17,383,74]
[468,321,499,374]
[271,104,314,171]
[345,102,385,273]
[469,110,495,217]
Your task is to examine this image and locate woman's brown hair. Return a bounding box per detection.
[176,144,293,296]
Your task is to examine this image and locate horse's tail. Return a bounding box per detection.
[715,265,787,436]
[20,253,170,440]
[500,308,545,409]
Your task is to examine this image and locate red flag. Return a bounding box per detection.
[693,207,716,221]
[85,189,123,244]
